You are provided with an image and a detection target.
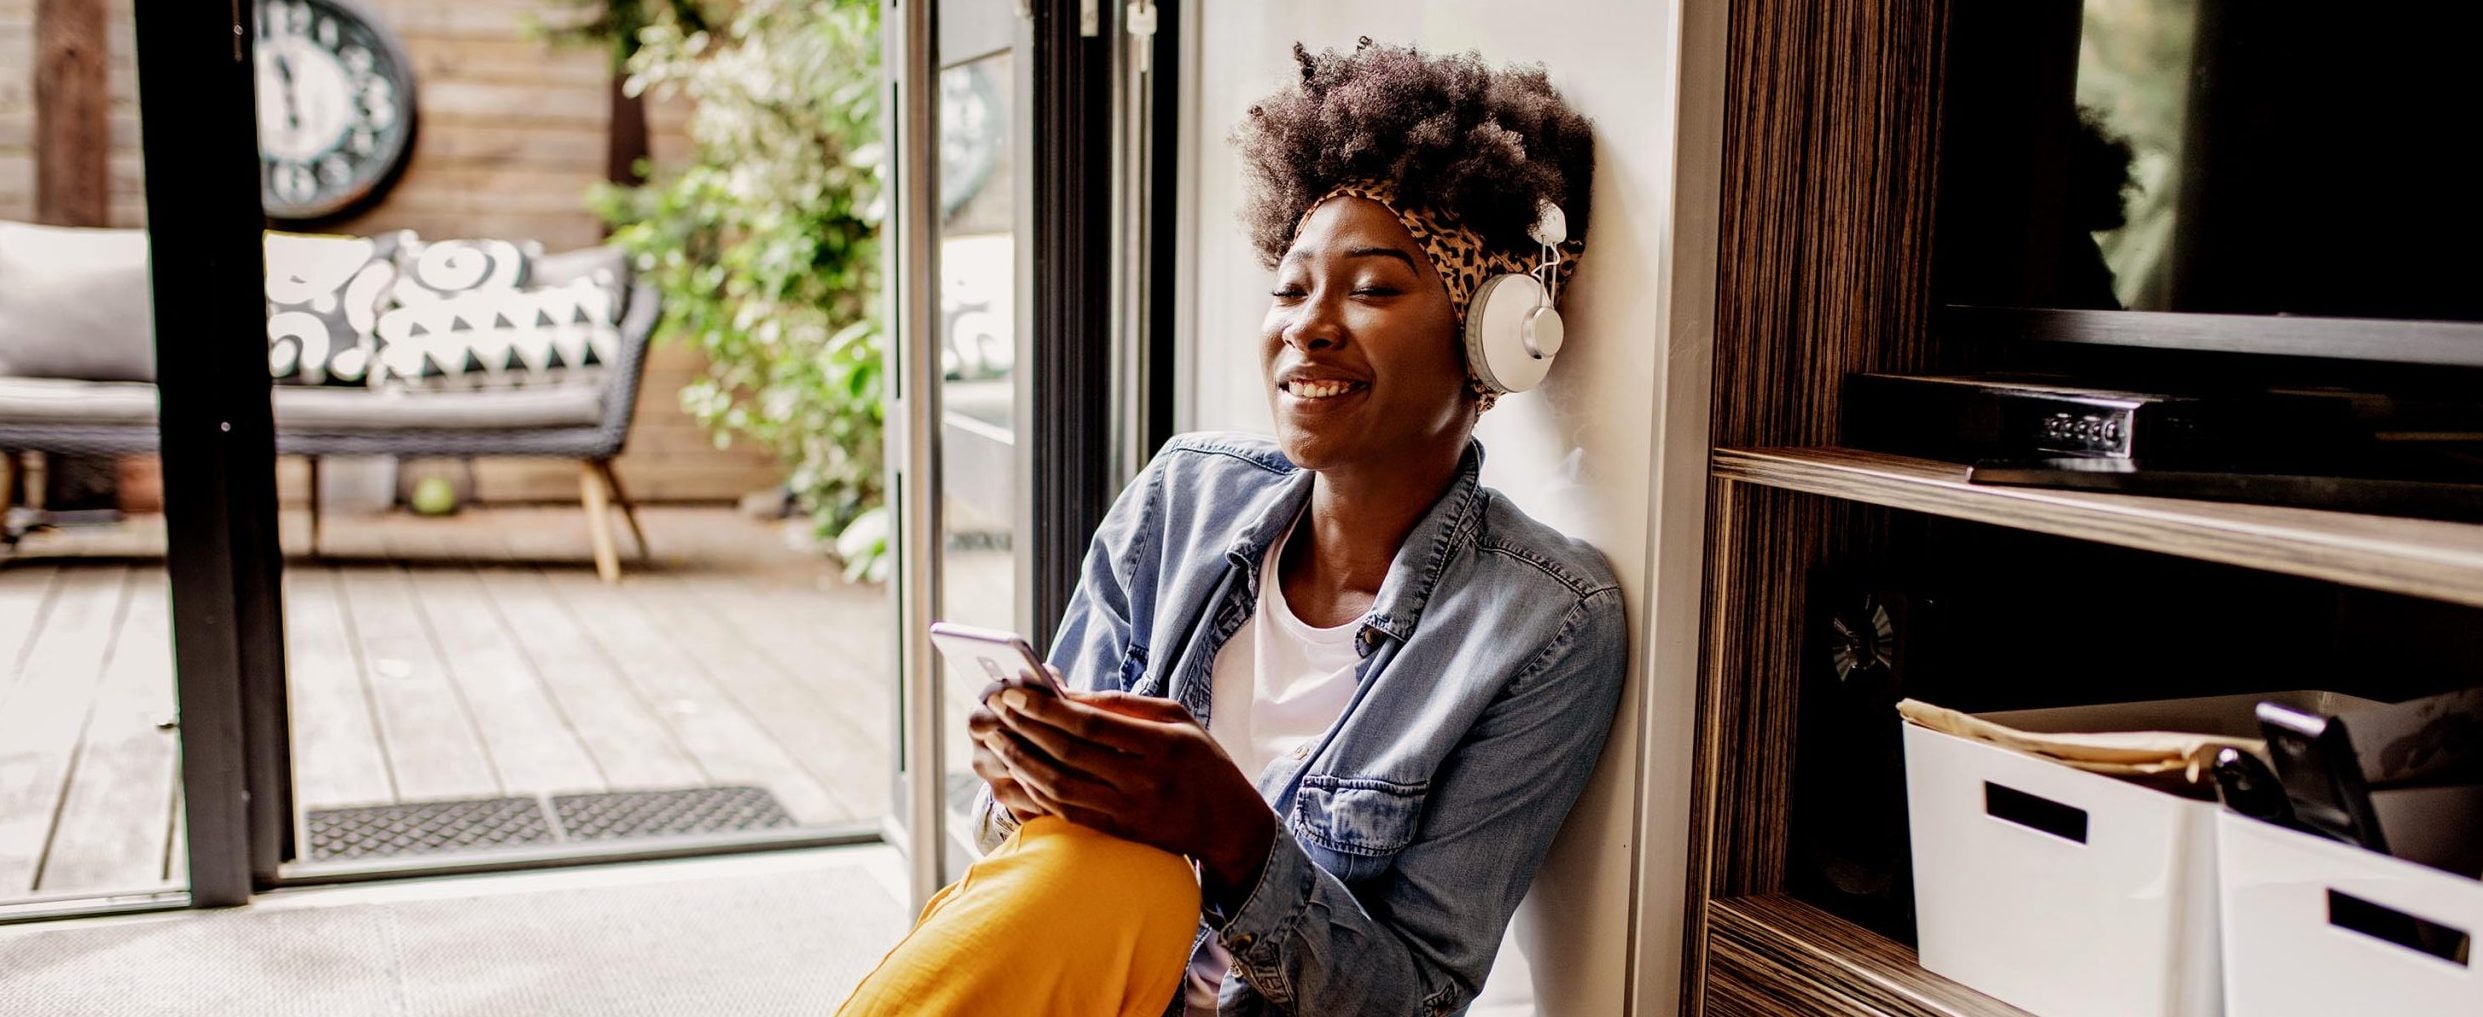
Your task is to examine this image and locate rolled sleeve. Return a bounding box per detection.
[1206,823,1316,1002]
[968,781,1023,854]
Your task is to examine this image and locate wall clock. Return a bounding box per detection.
[254,0,418,223]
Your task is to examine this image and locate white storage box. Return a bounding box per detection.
[1903,691,2373,1017]
[2218,811,2480,1017]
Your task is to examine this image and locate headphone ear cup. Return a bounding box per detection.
[1523,305,1565,360]
[1462,273,1558,395]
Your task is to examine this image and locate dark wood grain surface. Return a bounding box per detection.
[33,0,108,227]
[1686,0,1953,1011]
[1686,1,2483,1012]
[1706,895,2033,1017]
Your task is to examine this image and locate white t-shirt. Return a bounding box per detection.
[1184,527,1364,1015]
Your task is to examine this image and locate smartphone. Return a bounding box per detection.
[928,621,1063,695]
[2257,701,2390,854]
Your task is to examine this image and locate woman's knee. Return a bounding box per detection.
[1008,817,1202,924]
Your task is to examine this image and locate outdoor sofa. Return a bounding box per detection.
[0,222,658,582]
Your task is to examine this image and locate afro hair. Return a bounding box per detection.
[1232,38,1595,270]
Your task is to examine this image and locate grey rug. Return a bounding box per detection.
[0,864,907,1016]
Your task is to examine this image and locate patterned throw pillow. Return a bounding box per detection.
[390,237,536,305]
[264,230,408,386]
[372,241,626,392]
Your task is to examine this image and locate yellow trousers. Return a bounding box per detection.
[836,817,1202,1017]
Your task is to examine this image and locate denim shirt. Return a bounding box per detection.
[973,432,1627,1017]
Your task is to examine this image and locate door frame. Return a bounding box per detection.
[26,0,1176,921]
[135,0,289,912]
[884,0,1181,906]
[125,0,887,909]
[885,0,951,908]
[1020,0,1123,652]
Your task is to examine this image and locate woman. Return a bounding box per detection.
[839,39,1621,1017]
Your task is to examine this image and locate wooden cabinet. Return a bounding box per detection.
[1679,3,2483,1014]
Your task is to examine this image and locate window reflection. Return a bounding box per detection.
[1941,1,2483,323]
[935,54,1016,828]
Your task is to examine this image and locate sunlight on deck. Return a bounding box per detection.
[0,505,922,906]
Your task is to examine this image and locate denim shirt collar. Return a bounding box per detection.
[1219,440,1488,653]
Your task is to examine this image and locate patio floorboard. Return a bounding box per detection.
[0,504,893,906]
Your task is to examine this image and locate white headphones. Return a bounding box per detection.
[1461,201,1569,395]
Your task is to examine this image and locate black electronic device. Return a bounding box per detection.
[1842,373,2355,465]
[2211,747,2300,830]
[1843,372,2483,520]
[1784,569,1955,941]
[2258,702,2391,855]
[1936,3,2483,366]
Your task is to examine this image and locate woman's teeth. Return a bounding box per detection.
[1288,380,1358,399]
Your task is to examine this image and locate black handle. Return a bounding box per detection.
[1984,781,2089,844]
[2327,889,2472,966]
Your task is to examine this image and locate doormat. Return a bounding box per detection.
[553,786,795,841]
[306,786,793,861]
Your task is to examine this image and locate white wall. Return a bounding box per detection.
[1179,3,1723,1013]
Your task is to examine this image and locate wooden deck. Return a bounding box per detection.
[0,505,906,906]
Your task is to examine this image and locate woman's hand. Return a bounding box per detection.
[967,680,1047,823]
[987,674,1277,901]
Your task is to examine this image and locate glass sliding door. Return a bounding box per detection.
[13,0,957,920]
[10,0,903,893]
[884,0,949,905]
[252,0,892,882]
[884,0,1179,902]
[931,0,1028,882]
[0,0,285,920]
[883,0,1029,903]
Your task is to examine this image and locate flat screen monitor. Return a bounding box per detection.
[1937,1,2483,366]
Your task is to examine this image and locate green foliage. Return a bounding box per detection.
[591,0,888,566]
[529,0,711,67]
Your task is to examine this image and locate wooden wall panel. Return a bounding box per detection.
[0,0,37,222]
[1705,896,2032,1017]
[1,0,781,503]
[1685,0,1952,1012]
[33,0,106,225]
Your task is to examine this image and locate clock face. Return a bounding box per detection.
[254,0,417,223]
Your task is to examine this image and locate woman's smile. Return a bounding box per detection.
[1281,379,1363,400]
[1275,367,1372,417]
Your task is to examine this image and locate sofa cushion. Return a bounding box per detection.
[272,384,605,431]
[372,244,625,392]
[0,378,604,432]
[0,377,159,424]
[530,244,631,294]
[265,230,407,386]
[390,236,536,304]
[0,222,157,383]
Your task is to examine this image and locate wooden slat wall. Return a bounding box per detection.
[1685,0,1951,1012]
[0,0,24,220]
[0,0,136,228]
[1705,897,2035,1017]
[32,0,107,226]
[0,0,781,504]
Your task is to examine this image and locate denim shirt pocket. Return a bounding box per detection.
[1287,775,1427,884]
